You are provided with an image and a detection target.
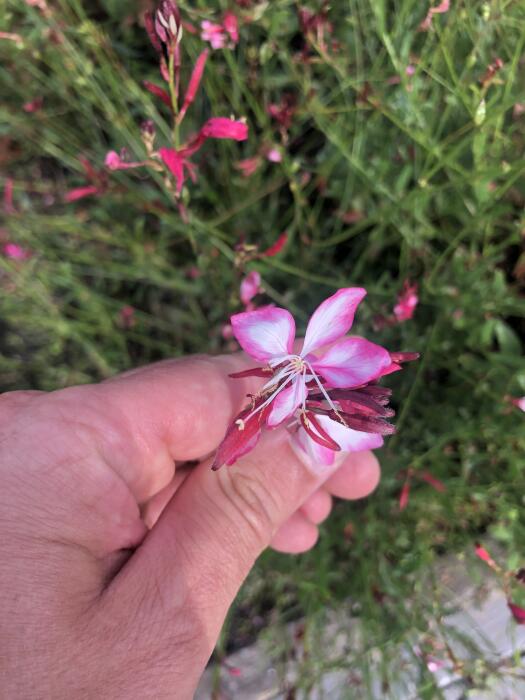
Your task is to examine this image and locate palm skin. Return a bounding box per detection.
[0,354,379,698]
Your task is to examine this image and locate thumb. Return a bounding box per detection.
[105,428,346,691]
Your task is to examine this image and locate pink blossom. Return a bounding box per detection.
[201,12,239,50]
[419,0,450,31]
[3,243,31,261]
[393,281,419,322]
[23,96,44,113]
[240,271,261,306]
[159,117,248,193]
[211,288,414,470]
[266,147,282,163]
[177,49,209,123]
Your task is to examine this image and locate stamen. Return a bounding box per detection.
[304,360,346,424]
[242,371,297,424]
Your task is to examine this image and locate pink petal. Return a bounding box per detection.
[3,243,31,261]
[267,377,307,427]
[235,156,261,177]
[311,336,391,388]
[261,232,288,257]
[143,80,172,107]
[511,397,525,412]
[399,480,411,511]
[223,12,239,42]
[301,288,367,356]
[64,185,100,202]
[294,427,337,466]
[201,117,248,141]
[315,414,384,452]
[104,151,122,169]
[178,49,209,123]
[231,306,295,362]
[158,147,185,193]
[240,270,261,306]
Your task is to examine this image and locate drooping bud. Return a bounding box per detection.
[155,1,183,47]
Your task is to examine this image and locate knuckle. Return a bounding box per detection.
[216,467,279,549]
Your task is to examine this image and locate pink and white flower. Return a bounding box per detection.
[212,288,417,469]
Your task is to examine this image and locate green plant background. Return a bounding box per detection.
[1,0,525,695]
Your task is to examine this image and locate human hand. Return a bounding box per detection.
[0,354,380,698]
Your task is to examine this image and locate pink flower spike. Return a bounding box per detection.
[3,243,31,261]
[310,337,392,388]
[267,379,308,427]
[178,49,209,124]
[231,306,295,362]
[301,288,367,356]
[240,270,261,306]
[508,601,525,624]
[201,117,248,141]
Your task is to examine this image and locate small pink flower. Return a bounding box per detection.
[23,96,44,113]
[3,243,31,261]
[211,288,413,470]
[201,12,239,49]
[240,271,261,306]
[266,147,282,163]
[393,281,419,322]
[64,185,101,202]
[159,118,248,193]
[104,150,147,171]
[119,305,136,329]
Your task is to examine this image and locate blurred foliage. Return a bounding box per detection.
[1,0,525,696]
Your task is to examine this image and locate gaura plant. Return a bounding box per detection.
[212,288,418,470]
